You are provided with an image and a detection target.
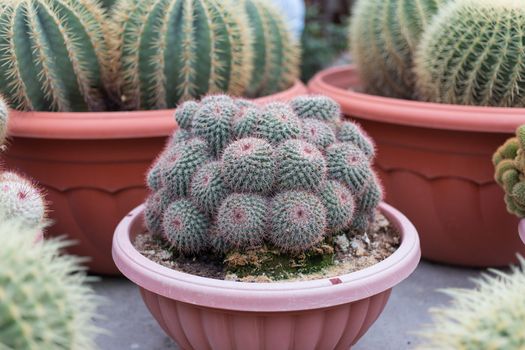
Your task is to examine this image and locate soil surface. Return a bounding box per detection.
[134,211,400,283]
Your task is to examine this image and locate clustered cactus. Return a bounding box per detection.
[493,126,525,218]
[0,0,300,112]
[0,221,100,350]
[145,95,382,256]
[0,0,112,112]
[350,0,447,99]
[414,0,525,107]
[419,257,525,349]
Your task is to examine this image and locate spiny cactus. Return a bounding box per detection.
[242,0,300,97]
[0,97,7,147]
[0,171,46,230]
[493,125,525,218]
[145,95,383,256]
[0,0,111,112]
[0,221,99,350]
[111,0,253,110]
[419,257,525,349]
[415,0,525,107]
[337,121,375,159]
[350,0,446,99]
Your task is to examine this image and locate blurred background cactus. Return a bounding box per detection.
[419,257,525,349]
[0,0,112,112]
[350,0,446,99]
[493,126,525,218]
[414,0,525,107]
[144,95,382,267]
[243,0,300,97]
[0,220,100,350]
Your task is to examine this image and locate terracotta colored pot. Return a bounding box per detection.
[112,202,420,350]
[518,219,525,243]
[309,65,525,267]
[3,81,307,275]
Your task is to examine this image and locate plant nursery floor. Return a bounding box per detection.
[92,260,484,350]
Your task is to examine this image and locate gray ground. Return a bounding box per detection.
[93,260,483,350]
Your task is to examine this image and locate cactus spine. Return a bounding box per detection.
[0,220,100,350]
[350,0,446,99]
[111,0,253,110]
[0,0,111,111]
[145,95,382,256]
[242,0,300,97]
[415,0,525,107]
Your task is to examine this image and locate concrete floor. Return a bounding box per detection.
[93,260,483,350]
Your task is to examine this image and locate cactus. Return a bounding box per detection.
[415,0,525,107]
[221,137,276,193]
[268,191,327,253]
[242,0,300,97]
[0,97,7,147]
[256,102,302,144]
[419,257,525,349]
[162,199,209,254]
[350,0,446,99]
[0,172,46,230]
[216,193,267,249]
[493,126,525,218]
[174,100,199,129]
[145,95,383,256]
[337,121,375,159]
[0,0,111,112]
[0,220,99,350]
[110,0,253,110]
[276,139,327,191]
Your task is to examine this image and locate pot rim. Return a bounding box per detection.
[518,219,525,244]
[112,202,421,312]
[308,65,525,133]
[7,80,307,140]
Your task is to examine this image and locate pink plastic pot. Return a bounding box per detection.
[518,219,525,243]
[3,81,307,275]
[309,65,525,267]
[112,202,420,350]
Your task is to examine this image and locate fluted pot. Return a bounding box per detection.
[112,202,420,350]
[4,81,307,275]
[309,65,525,267]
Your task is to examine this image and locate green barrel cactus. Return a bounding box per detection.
[419,257,525,349]
[0,0,111,112]
[415,0,525,107]
[493,125,525,217]
[242,0,300,98]
[0,220,100,350]
[144,94,383,256]
[350,0,446,99]
[111,0,253,110]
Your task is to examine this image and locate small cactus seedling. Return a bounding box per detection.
[242,0,300,97]
[419,257,525,349]
[0,0,112,111]
[415,0,525,107]
[0,220,100,350]
[110,0,253,110]
[145,95,383,256]
[350,0,447,99]
[493,125,525,218]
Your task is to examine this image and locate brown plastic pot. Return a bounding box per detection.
[309,65,525,267]
[112,202,421,350]
[3,81,307,275]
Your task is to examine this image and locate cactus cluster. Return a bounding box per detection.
[350,0,446,99]
[145,95,382,256]
[493,125,525,218]
[0,220,100,350]
[419,257,525,349]
[414,0,525,107]
[0,0,112,112]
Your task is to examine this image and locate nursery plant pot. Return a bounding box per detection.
[309,65,525,267]
[112,202,420,350]
[3,81,307,275]
[518,219,525,243]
